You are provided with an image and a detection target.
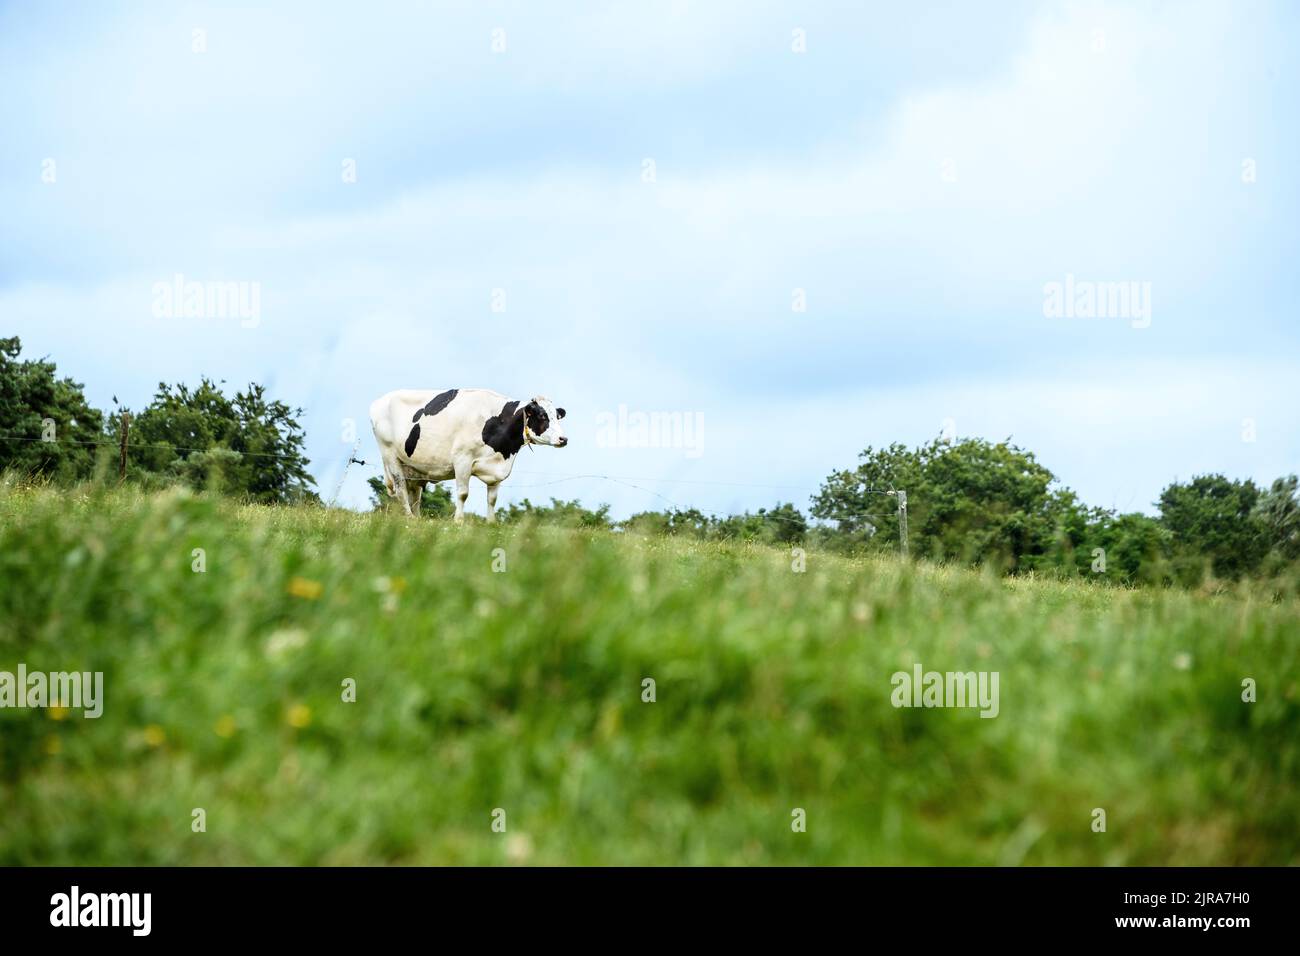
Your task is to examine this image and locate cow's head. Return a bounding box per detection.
[523,396,568,447]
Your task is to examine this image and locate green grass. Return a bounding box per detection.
[0,478,1297,865]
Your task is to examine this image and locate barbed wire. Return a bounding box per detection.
[504,470,898,497]
[2,433,904,495]
[0,433,306,462]
[3,433,903,518]
[510,470,809,492]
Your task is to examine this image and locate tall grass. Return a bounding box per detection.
[0,478,1296,864]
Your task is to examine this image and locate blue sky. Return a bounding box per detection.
[3,0,1297,517]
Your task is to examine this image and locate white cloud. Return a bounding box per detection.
[3,0,1296,517]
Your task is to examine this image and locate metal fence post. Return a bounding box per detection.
[897,489,908,557]
[118,412,130,482]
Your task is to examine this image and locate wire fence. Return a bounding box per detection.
[2,430,910,551]
[0,433,305,461]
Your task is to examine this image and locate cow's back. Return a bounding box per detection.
[370,388,506,471]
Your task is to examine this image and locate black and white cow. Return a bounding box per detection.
[369,388,568,521]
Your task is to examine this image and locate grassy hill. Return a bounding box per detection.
[0,478,1296,865]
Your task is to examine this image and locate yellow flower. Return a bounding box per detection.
[390,576,407,594]
[44,735,62,755]
[49,706,69,721]
[287,577,323,600]
[143,724,166,747]
[286,704,312,728]
[214,715,237,738]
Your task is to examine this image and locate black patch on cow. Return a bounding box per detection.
[404,423,421,457]
[411,388,458,424]
[556,407,566,419]
[524,400,550,436]
[482,400,525,458]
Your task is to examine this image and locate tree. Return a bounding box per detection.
[649,507,711,536]
[1254,475,1300,562]
[619,503,806,544]
[366,475,454,517]
[116,378,316,503]
[810,442,921,546]
[1087,511,1173,585]
[1157,474,1267,581]
[0,336,104,481]
[712,502,807,544]
[760,502,808,544]
[621,507,709,537]
[499,497,612,528]
[812,437,1084,570]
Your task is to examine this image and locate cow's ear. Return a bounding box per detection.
[556,408,566,419]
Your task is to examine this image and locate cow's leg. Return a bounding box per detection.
[452,464,471,522]
[388,462,415,517]
[407,480,426,518]
[378,454,399,499]
[485,481,500,522]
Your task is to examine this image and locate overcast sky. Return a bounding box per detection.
[3,0,1297,517]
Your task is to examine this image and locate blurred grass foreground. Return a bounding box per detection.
[0,478,1296,865]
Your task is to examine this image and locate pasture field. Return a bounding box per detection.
[0,479,1297,865]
